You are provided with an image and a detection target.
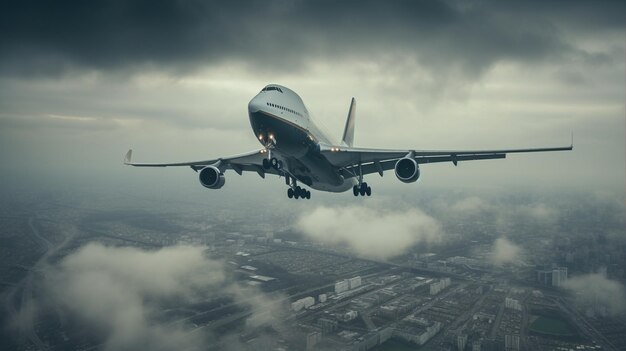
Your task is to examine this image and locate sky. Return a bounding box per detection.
[0,0,624,198]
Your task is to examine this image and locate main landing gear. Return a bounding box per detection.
[261,151,309,200]
[352,162,371,197]
[263,157,283,170]
[353,182,372,197]
[287,186,310,200]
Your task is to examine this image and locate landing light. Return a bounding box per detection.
[258,134,264,141]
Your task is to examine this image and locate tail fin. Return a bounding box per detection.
[341,98,356,147]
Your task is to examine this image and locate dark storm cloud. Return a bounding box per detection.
[1,0,622,78]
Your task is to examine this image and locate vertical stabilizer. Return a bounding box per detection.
[341,98,356,147]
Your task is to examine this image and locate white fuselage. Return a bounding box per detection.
[247,85,355,192]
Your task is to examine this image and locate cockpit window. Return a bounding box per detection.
[262,86,283,93]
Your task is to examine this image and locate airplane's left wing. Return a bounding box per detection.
[318,141,573,178]
[123,149,277,177]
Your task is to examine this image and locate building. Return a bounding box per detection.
[335,280,350,294]
[348,276,362,289]
[301,296,315,308]
[394,320,441,345]
[504,334,520,351]
[291,300,305,312]
[537,266,567,287]
[430,278,451,295]
[319,293,327,303]
[472,340,481,351]
[505,297,522,311]
[537,269,552,286]
[318,318,338,334]
[306,331,322,350]
[457,334,467,350]
[249,275,276,283]
[378,327,393,344]
[552,266,568,287]
[291,296,315,311]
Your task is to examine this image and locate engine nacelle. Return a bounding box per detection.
[394,157,420,183]
[199,166,225,189]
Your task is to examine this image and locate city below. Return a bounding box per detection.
[0,187,624,351]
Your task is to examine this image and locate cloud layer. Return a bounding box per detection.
[0,0,623,78]
[296,206,443,260]
[15,244,282,351]
[563,273,626,317]
[46,244,222,351]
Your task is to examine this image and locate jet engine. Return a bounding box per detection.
[394,157,420,183]
[199,166,225,189]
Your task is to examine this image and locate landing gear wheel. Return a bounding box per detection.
[270,157,278,168]
[305,190,311,199]
[353,185,359,197]
[366,186,371,196]
[275,160,283,170]
[359,182,368,196]
[262,159,270,170]
[287,188,294,198]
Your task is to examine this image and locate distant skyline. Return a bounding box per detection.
[0,0,624,195]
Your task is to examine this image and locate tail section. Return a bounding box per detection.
[341,98,356,147]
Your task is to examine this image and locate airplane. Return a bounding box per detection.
[124,84,572,200]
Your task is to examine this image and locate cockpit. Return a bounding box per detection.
[261,86,283,93]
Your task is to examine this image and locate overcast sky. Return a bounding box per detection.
[0,0,624,198]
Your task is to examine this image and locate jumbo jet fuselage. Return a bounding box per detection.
[248,85,355,192]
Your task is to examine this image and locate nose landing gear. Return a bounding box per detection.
[262,157,283,170]
[261,134,282,171]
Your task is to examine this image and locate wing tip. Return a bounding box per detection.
[124,149,133,165]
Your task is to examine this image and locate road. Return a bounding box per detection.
[555,297,618,351]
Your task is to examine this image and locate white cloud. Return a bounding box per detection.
[489,237,522,265]
[296,206,443,260]
[14,243,284,351]
[563,273,626,317]
[45,244,222,351]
